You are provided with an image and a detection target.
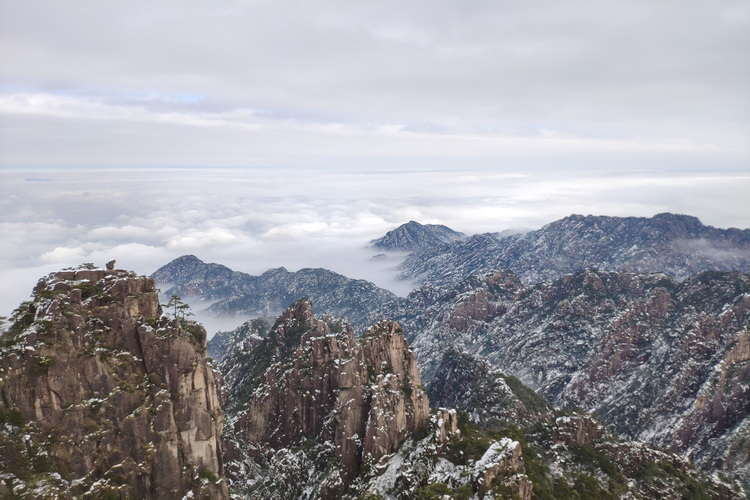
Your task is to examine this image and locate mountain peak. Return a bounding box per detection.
[229,301,429,490]
[173,253,204,264]
[151,254,234,289]
[0,265,227,498]
[652,211,703,225]
[370,220,464,252]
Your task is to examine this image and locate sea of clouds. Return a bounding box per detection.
[2,163,749,325]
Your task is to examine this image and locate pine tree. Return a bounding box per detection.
[163,295,192,321]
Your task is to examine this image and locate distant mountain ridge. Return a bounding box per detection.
[370,220,464,252]
[151,255,397,330]
[395,212,750,287]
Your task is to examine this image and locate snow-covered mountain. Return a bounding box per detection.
[152,212,750,495]
[152,255,397,330]
[395,213,750,287]
[380,268,750,489]
[370,220,465,252]
[2,256,747,497]
[218,300,740,499]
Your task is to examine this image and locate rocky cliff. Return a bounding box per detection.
[224,300,430,497]
[385,267,750,491]
[152,255,397,331]
[395,348,740,499]
[0,265,227,499]
[396,213,750,287]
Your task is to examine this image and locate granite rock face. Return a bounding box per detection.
[0,265,227,499]
[349,349,740,500]
[227,300,429,496]
[216,300,741,498]
[427,348,551,428]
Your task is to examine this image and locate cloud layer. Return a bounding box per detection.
[1,0,748,165]
[1,166,749,320]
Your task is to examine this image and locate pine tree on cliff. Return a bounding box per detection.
[163,295,193,321]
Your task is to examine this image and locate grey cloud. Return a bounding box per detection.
[1,0,748,166]
[1,1,749,322]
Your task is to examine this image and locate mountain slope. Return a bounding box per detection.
[219,302,741,498]
[399,213,750,287]
[370,220,464,252]
[151,255,397,332]
[0,265,227,498]
[208,317,270,362]
[385,268,750,490]
[427,348,552,428]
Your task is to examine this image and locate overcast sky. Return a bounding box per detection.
[1,1,748,320]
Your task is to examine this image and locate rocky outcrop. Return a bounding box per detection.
[0,265,227,499]
[553,414,606,446]
[370,220,464,252]
[152,255,397,337]
[228,300,429,496]
[472,438,530,497]
[433,408,461,445]
[397,212,750,287]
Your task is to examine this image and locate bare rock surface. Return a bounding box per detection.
[219,301,742,499]
[227,300,429,496]
[0,265,227,499]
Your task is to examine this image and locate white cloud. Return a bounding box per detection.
[40,246,87,264]
[1,165,748,323]
[166,228,244,250]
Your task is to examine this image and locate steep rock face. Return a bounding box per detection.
[152,255,397,333]
[398,213,750,287]
[427,348,551,428]
[228,301,429,496]
[386,268,750,488]
[0,265,227,499]
[370,220,464,252]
